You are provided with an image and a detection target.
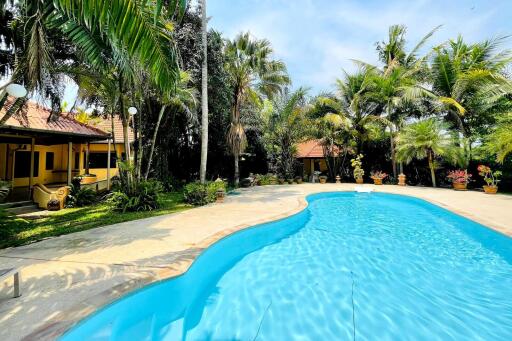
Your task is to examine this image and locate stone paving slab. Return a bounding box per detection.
[0,184,511,340]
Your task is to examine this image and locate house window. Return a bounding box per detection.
[14,151,39,178]
[85,152,117,169]
[45,152,54,170]
[74,153,80,170]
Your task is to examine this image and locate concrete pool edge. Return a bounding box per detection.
[23,186,511,340]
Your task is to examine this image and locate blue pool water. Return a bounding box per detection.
[61,192,512,340]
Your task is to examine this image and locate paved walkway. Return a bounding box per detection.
[1,184,511,340]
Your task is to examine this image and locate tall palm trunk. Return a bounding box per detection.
[388,106,397,179]
[0,98,24,126]
[428,150,436,187]
[234,154,240,186]
[199,0,208,184]
[136,106,143,180]
[145,105,167,179]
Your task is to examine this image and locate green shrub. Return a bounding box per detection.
[108,180,163,212]
[183,181,226,206]
[65,178,97,208]
[255,174,277,185]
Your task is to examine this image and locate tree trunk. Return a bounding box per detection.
[199,0,209,184]
[389,118,397,179]
[0,97,24,126]
[145,105,166,180]
[428,151,436,187]
[234,154,240,187]
[136,103,144,180]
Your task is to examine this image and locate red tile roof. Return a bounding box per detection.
[88,116,135,143]
[296,139,341,158]
[1,100,108,138]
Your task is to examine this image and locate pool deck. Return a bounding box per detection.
[1,184,511,340]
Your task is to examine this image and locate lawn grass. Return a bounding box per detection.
[0,192,192,249]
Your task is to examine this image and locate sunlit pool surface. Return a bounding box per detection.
[61,192,512,340]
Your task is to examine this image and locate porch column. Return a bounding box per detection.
[67,141,72,185]
[107,138,111,190]
[28,137,35,199]
[85,142,90,175]
[310,159,314,182]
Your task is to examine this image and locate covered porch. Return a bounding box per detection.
[0,128,112,204]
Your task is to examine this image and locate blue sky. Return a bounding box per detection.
[209,0,512,93]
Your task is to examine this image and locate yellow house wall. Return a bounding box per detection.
[2,141,125,188]
[301,158,328,176]
[83,143,124,180]
[0,143,6,180]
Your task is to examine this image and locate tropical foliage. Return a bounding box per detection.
[1,0,512,202]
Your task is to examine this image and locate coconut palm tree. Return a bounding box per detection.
[396,118,463,187]
[334,67,381,154]
[429,36,512,144]
[261,88,308,179]
[199,0,208,184]
[0,0,185,124]
[371,24,440,177]
[224,32,290,185]
[484,113,512,163]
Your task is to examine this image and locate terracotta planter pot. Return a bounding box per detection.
[483,185,498,194]
[452,182,467,191]
[295,178,303,184]
[216,190,226,203]
[278,179,285,185]
[319,177,327,184]
[287,179,294,184]
[398,174,406,186]
[355,178,363,184]
[373,178,383,185]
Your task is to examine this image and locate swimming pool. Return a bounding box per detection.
[61,192,512,340]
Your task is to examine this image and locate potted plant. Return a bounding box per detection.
[370,171,388,185]
[319,175,328,184]
[286,178,294,184]
[215,188,226,203]
[351,154,364,184]
[478,165,501,194]
[446,170,472,190]
[295,176,303,184]
[278,177,285,185]
[269,175,278,185]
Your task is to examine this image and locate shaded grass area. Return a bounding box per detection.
[0,192,192,249]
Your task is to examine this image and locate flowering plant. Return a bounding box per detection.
[370,171,388,180]
[446,170,472,184]
[477,165,501,187]
[350,154,364,180]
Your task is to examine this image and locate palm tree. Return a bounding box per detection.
[0,0,185,125]
[145,71,197,179]
[484,113,512,163]
[261,88,308,179]
[396,118,463,187]
[371,24,440,177]
[429,36,512,145]
[334,67,381,154]
[199,0,208,184]
[224,32,290,185]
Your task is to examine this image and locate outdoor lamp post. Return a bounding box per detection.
[128,106,137,116]
[0,83,28,125]
[1,83,27,107]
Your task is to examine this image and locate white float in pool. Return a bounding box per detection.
[354,186,373,193]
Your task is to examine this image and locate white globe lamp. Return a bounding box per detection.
[6,83,27,98]
[128,107,138,116]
